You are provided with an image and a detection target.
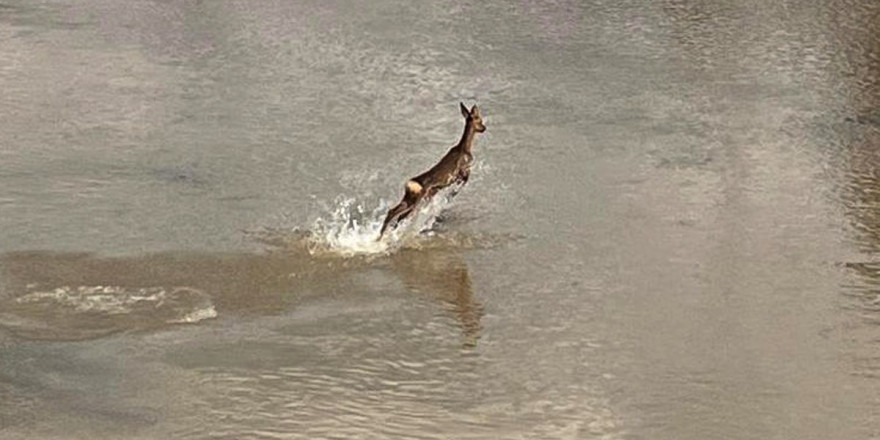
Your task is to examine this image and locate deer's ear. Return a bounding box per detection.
[471,105,480,117]
[460,102,470,118]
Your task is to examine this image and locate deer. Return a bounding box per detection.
[378,102,487,239]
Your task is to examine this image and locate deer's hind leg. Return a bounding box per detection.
[379,180,424,238]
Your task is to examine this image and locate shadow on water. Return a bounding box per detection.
[0,238,483,346]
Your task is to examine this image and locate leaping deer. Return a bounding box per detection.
[378,103,487,239]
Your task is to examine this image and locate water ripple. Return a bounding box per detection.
[0,284,215,341]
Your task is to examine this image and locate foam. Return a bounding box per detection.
[16,285,217,324]
[307,186,461,257]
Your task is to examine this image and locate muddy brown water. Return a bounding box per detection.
[1,0,880,439]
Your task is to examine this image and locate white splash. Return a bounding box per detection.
[17,285,167,314]
[17,285,217,324]
[307,186,460,257]
[170,304,218,324]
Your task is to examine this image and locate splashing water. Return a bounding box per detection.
[308,186,460,257]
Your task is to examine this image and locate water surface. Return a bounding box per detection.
[1,0,880,439]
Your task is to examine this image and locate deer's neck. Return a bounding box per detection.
[458,120,476,153]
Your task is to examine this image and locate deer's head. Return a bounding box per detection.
[460,102,486,133]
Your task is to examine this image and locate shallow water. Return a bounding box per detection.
[2,0,880,439]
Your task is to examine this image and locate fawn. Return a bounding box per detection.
[378,103,487,239]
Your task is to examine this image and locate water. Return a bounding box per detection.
[1,0,879,438]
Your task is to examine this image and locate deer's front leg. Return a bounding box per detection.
[458,166,470,185]
[448,167,470,199]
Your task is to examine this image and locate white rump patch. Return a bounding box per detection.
[406,180,423,194]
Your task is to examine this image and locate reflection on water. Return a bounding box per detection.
[833,80,880,386]
[0,242,482,345]
[837,145,880,382]
[824,0,880,336]
[391,248,482,346]
[838,128,880,254]
[813,0,880,399]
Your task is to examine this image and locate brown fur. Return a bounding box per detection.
[379,102,487,239]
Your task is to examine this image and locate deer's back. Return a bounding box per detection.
[412,146,469,188]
